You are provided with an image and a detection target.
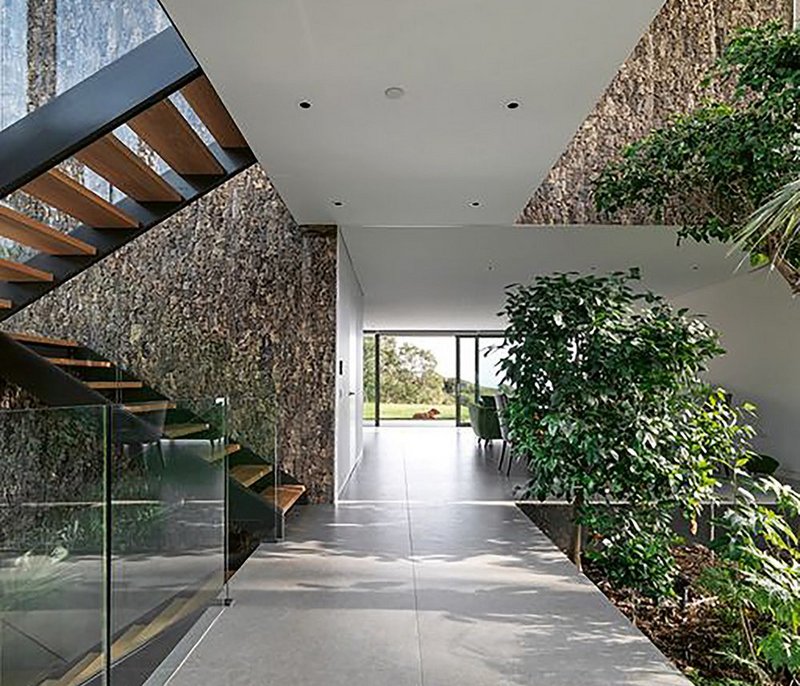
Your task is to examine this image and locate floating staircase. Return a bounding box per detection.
[0,27,255,320]
[0,331,308,552]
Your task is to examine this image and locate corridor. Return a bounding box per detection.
[164,428,689,686]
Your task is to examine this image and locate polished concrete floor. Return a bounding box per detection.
[166,427,690,685]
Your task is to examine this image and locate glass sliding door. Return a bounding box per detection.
[364,332,504,427]
[478,336,505,397]
[377,335,455,423]
[456,336,477,426]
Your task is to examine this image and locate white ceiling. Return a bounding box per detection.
[162,0,663,227]
[342,225,746,330]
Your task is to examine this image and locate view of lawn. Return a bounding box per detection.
[363,402,458,421]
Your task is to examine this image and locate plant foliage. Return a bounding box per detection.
[594,22,800,291]
[498,268,722,595]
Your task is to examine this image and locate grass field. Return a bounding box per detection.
[363,402,458,421]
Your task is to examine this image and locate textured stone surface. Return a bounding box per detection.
[520,0,793,225]
[6,167,338,503]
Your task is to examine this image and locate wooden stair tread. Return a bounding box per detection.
[75,133,182,203]
[23,169,138,229]
[133,598,187,645]
[164,422,210,439]
[0,298,11,309]
[0,258,53,283]
[110,623,148,658]
[86,380,143,390]
[8,331,78,347]
[129,99,224,176]
[0,205,96,256]
[181,76,248,149]
[123,400,176,414]
[230,463,273,488]
[226,443,242,455]
[40,651,100,686]
[262,484,306,513]
[47,357,113,369]
[67,621,145,686]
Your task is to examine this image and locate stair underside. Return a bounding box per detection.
[0,26,254,322]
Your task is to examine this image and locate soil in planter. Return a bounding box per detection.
[584,545,789,686]
[518,505,788,685]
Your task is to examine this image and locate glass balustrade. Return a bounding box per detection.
[0,396,252,686]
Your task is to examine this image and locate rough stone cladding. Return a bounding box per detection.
[520,0,793,225]
[6,167,338,503]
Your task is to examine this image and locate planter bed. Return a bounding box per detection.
[519,502,793,686]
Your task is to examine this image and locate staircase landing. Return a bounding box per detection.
[163,427,690,686]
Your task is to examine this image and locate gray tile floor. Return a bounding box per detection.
[166,427,690,685]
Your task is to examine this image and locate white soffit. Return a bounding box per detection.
[162,0,663,226]
[342,225,745,331]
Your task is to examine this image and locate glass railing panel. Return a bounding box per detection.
[0,404,107,686]
[107,397,226,685]
[226,395,280,562]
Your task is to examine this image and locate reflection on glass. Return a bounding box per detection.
[109,398,225,685]
[0,398,228,686]
[0,405,106,686]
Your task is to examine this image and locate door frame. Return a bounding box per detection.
[365,330,504,428]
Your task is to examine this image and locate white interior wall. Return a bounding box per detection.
[673,271,800,478]
[335,233,365,497]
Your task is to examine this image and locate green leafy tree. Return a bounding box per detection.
[363,336,451,405]
[498,269,721,592]
[594,22,800,292]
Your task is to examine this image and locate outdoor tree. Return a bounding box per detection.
[363,336,450,405]
[594,22,800,292]
[498,269,722,592]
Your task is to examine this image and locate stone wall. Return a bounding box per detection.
[520,0,793,225]
[6,167,338,503]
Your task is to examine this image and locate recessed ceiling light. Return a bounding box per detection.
[331,200,345,207]
[505,100,521,110]
[691,264,700,271]
[298,100,313,109]
[384,86,405,100]
[469,200,481,208]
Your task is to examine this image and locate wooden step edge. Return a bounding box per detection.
[164,422,211,439]
[0,205,97,256]
[225,443,242,456]
[181,75,249,149]
[41,650,100,686]
[122,400,176,414]
[7,331,78,347]
[230,464,273,488]
[46,357,113,369]
[262,484,307,514]
[75,134,183,203]
[0,298,11,309]
[86,380,143,390]
[133,597,190,645]
[128,99,224,176]
[22,168,139,230]
[0,258,54,283]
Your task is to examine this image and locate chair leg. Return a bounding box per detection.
[506,446,513,477]
[498,441,507,472]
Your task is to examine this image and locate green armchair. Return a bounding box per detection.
[467,396,501,445]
